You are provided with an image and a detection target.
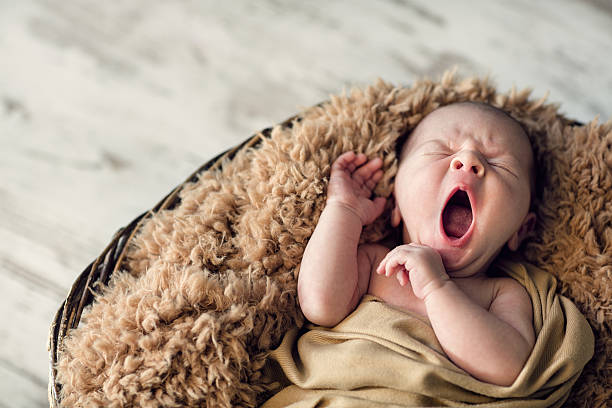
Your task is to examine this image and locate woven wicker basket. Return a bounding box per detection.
[47,116,297,407]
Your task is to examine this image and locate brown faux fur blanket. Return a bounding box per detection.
[55,72,612,407]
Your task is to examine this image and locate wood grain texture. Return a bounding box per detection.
[1,1,610,406]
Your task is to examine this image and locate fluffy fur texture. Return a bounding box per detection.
[56,73,611,407]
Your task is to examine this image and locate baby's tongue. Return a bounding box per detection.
[443,204,472,238]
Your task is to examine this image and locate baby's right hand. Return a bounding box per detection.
[326,151,386,225]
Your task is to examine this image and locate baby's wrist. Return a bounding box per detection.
[325,200,366,225]
[420,277,452,302]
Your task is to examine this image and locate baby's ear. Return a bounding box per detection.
[391,197,402,227]
[507,212,537,251]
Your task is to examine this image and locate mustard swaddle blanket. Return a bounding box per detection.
[263,259,594,407]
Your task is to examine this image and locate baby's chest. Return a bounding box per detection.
[367,271,427,317]
[367,272,495,318]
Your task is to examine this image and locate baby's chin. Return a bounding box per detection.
[436,248,491,278]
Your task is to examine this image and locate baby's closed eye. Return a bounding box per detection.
[487,160,517,176]
[486,159,519,178]
[423,151,452,158]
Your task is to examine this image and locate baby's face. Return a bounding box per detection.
[392,103,535,277]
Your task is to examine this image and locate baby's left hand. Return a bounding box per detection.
[376,244,449,300]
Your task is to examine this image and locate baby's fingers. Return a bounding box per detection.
[377,252,406,278]
[376,250,394,274]
[371,196,387,219]
[353,157,383,186]
[332,151,368,173]
[396,268,409,286]
[376,255,409,286]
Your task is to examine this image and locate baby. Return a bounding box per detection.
[298,102,537,387]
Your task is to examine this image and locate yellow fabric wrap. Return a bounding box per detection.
[262,259,594,407]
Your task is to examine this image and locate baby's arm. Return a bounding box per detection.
[378,245,535,386]
[298,152,386,327]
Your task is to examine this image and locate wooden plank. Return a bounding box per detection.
[0,360,48,408]
[0,257,62,408]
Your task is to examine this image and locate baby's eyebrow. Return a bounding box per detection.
[481,135,506,156]
[420,139,448,148]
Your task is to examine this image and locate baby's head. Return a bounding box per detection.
[392,102,536,277]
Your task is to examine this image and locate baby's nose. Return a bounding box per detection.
[450,152,485,177]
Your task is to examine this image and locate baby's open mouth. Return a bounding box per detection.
[442,190,473,238]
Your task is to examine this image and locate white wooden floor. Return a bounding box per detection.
[1,1,611,406]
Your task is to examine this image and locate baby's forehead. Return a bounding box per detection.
[402,103,531,155]
[419,103,520,135]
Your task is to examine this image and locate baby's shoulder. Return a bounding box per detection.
[358,242,392,264]
[488,275,532,314]
[491,275,528,296]
[455,275,529,313]
[487,274,535,346]
[484,260,530,298]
